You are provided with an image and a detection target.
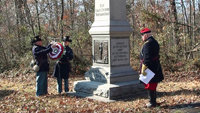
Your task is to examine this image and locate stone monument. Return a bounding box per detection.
[73,0,144,101]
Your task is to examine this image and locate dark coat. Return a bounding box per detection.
[32,44,52,72]
[140,36,164,83]
[53,46,73,79]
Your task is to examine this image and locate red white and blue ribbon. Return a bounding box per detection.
[49,43,64,60]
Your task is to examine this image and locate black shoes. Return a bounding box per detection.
[147,90,158,108]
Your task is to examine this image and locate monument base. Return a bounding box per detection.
[85,66,139,84]
[72,80,145,101]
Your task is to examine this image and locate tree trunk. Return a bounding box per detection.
[0,39,9,68]
[54,0,59,37]
[192,0,196,42]
[15,0,22,54]
[188,0,193,59]
[131,0,135,46]
[18,0,24,25]
[5,2,11,34]
[149,0,155,7]
[199,0,200,11]
[35,0,41,35]
[69,0,75,31]
[60,0,64,40]
[181,0,187,59]
[83,0,89,30]
[170,0,179,60]
[24,0,35,36]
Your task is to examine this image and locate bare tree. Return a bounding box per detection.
[192,0,196,42]
[149,0,155,7]
[60,0,64,40]
[199,0,200,11]
[54,0,59,37]
[35,0,41,35]
[24,0,35,36]
[14,0,24,54]
[0,0,199,73]
[170,0,179,59]
[0,40,8,68]
[5,1,11,34]
[130,0,135,46]
[181,0,187,59]
[82,0,89,30]
[69,0,75,32]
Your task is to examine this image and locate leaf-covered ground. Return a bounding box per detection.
[0,68,200,113]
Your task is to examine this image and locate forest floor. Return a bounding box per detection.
[0,68,200,113]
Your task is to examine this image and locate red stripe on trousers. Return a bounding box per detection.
[143,83,158,91]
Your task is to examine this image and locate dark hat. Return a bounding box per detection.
[62,36,72,42]
[31,35,42,43]
[141,28,151,35]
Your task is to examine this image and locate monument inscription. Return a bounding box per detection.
[111,38,129,66]
[95,1,109,21]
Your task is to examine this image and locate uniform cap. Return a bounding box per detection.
[62,36,72,42]
[141,28,151,35]
[31,35,42,45]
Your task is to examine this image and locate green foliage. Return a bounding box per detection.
[67,27,92,76]
[71,54,92,76]
[189,58,200,70]
[141,10,162,22]
[1,0,200,76]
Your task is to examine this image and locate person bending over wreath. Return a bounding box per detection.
[31,35,56,97]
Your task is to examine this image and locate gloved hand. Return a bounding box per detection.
[141,64,147,76]
[56,60,59,64]
[51,43,57,48]
[50,41,56,45]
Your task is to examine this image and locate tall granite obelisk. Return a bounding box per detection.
[73,0,144,100]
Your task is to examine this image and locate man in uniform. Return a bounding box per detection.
[31,35,56,97]
[53,36,73,95]
[140,28,164,108]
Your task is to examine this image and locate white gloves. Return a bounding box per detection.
[51,41,57,48]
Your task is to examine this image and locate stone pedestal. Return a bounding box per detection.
[74,80,145,100]
[73,0,144,101]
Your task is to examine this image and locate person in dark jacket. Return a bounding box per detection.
[31,35,56,97]
[53,36,73,95]
[139,28,164,108]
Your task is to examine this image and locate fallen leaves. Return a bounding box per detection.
[0,69,200,112]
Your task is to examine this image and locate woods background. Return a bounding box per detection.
[0,0,200,75]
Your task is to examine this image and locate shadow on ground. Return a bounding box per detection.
[157,89,200,97]
[122,88,200,102]
[147,89,200,112]
[61,88,200,103]
[45,93,77,99]
[0,90,15,100]
[163,103,200,113]
[162,102,200,108]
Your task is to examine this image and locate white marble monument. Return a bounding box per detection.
[73,0,144,101]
